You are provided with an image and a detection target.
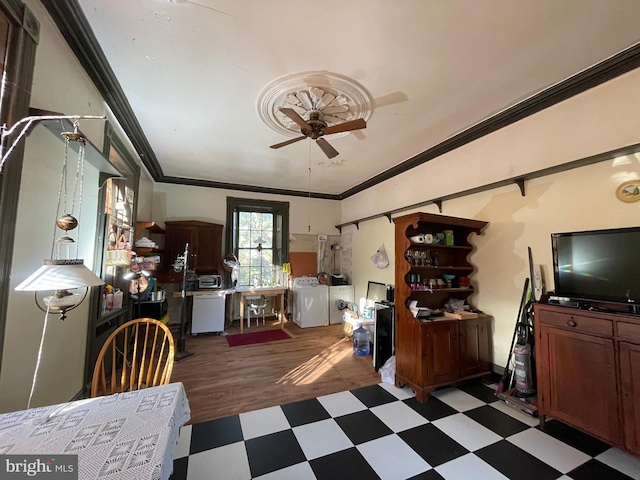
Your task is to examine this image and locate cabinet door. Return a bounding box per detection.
[540,325,620,444]
[423,322,458,385]
[619,341,640,456]
[459,318,488,377]
[193,225,222,273]
[164,225,193,271]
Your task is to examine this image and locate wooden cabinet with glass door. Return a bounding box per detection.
[393,212,490,401]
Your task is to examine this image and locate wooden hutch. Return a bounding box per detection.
[393,212,490,401]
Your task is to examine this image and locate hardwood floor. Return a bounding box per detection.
[171,318,381,425]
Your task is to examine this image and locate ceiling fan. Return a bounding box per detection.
[270,107,366,159]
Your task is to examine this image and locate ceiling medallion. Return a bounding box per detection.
[257,71,373,138]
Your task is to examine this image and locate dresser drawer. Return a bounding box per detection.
[538,310,613,337]
[617,321,640,342]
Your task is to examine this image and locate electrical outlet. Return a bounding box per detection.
[318,235,327,242]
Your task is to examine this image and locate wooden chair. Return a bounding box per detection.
[91,318,175,397]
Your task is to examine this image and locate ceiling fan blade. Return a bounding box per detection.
[316,138,339,159]
[279,107,311,131]
[270,135,306,149]
[323,118,366,135]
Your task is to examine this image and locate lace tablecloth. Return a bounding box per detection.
[0,382,190,480]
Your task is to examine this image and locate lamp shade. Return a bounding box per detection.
[15,259,104,291]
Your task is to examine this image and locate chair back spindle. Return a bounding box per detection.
[91,318,175,397]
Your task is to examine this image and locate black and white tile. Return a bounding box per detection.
[170,382,640,480]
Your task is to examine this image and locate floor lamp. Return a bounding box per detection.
[172,243,195,362]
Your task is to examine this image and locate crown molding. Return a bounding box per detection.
[160,176,340,200]
[45,3,640,199]
[43,0,164,180]
[341,43,640,199]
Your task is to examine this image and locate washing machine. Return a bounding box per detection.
[292,276,329,328]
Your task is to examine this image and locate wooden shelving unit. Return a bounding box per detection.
[393,212,491,402]
[135,221,166,271]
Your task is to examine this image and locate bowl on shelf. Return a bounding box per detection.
[442,274,456,288]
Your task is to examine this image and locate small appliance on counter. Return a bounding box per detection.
[198,274,222,289]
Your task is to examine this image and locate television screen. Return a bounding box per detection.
[552,227,640,305]
[366,281,388,306]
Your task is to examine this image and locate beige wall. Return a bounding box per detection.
[341,68,640,371]
[341,68,640,223]
[151,183,341,242]
[0,1,147,412]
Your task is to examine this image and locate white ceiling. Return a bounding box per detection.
[75,0,640,196]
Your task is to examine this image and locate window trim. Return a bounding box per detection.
[225,197,289,286]
[0,0,39,375]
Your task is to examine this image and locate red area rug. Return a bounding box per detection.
[226,329,292,347]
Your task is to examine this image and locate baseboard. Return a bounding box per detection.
[489,363,505,382]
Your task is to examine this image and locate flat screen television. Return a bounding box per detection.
[551,226,640,308]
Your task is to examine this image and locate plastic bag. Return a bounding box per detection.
[371,244,390,269]
[379,355,396,384]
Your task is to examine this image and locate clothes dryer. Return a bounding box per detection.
[292,276,329,328]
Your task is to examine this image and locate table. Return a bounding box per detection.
[236,286,287,334]
[0,383,190,480]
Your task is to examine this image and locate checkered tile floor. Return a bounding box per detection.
[169,382,640,480]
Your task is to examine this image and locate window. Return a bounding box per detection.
[97,125,139,309]
[226,198,289,287]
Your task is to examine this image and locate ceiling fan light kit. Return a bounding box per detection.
[257,71,373,158]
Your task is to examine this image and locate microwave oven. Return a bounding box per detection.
[198,275,222,289]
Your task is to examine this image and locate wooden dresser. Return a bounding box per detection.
[535,303,640,456]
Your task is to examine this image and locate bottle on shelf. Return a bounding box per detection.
[443,230,454,245]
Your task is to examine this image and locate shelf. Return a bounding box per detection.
[411,288,473,293]
[136,221,166,239]
[34,111,122,178]
[409,243,472,250]
[143,222,165,234]
[134,247,163,255]
[408,265,473,271]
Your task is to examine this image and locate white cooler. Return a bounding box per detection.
[329,285,355,325]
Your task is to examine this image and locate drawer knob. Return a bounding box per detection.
[567,320,577,327]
